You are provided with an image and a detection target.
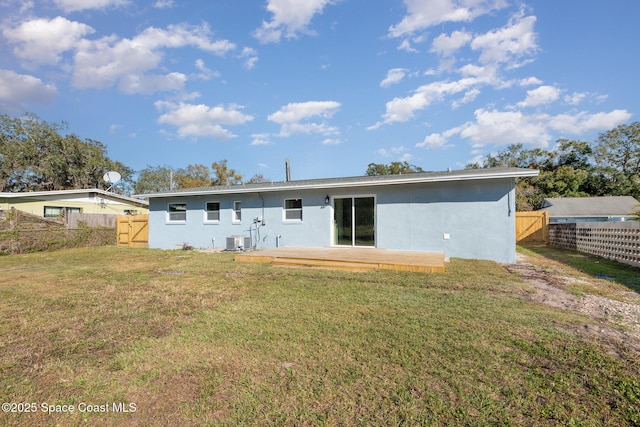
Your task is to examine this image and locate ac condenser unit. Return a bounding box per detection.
[226,236,251,251]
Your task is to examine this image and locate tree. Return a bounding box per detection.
[174,164,212,189]
[365,161,424,176]
[0,113,133,192]
[592,122,640,199]
[554,139,593,170]
[246,174,271,184]
[212,159,242,185]
[464,123,640,209]
[134,165,174,194]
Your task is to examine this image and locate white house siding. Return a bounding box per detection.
[148,177,517,263]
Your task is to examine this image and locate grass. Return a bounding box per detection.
[0,246,639,426]
[521,244,640,294]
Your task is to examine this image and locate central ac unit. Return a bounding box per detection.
[226,236,251,251]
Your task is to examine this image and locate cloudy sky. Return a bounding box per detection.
[1,0,637,181]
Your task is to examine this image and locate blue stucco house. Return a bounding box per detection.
[139,167,538,264]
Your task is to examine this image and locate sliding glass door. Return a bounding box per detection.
[333,196,375,247]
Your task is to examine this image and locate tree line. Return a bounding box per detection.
[466,122,640,210]
[1,114,638,211]
[0,114,269,195]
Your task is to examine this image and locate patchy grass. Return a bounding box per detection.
[521,244,640,294]
[0,247,639,426]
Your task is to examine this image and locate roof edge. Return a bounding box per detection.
[0,188,149,206]
[136,168,539,199]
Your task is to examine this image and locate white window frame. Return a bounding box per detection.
[232,200,242,223]
[283,198,303,222]
[204,201,220,223]
[167,202,187,223]
[44,206,81,218]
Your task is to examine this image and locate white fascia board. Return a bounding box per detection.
[0,189,148,206]
[139,169,539,199]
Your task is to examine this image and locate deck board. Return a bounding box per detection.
[235,247,446,273]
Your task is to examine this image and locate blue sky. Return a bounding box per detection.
[1,0,638,182]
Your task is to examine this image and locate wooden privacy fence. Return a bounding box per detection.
[67,213,117,229]
[117,214,148,248]
[516,211,548,243]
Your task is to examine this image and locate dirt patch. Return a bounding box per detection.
[506,253,640,357]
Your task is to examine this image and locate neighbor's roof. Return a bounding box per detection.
[540,196,639,217]
[0,188,148,207]
[136,167,539,199]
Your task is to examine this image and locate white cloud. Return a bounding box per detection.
[470,13,538,67]
[251,133,272,145]
[240,47,259,69]
[0,69,57,113]
[563,92,587,106]
[279,122,339,137]
[130,24,236,54]
[416,127,459,149]
[428,108,632,151]
[254,0,335,43]
[389,0,508,38]
[118,72,187,94]
[322,138,342,145]
[399,153,414,162]
[376,146,415,160]
[268,101,341,137]
[459,109,550,147]
[430,30,472,56]
[155,101,254,140]
[72,23,235,92]
[519,76,542,86]
[453,88,481,108]
[268,101,340,124]
[153,0,174,8]
[53,0,129,13]
[517,85,561,107]
[548,109,632,134]
[3,19,236,94]
[194,59,220,81]
[380,68,407,88]
[3,16,94,66]
[371,77,482,127]
[397,39,419,53]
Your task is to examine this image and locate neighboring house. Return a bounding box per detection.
[0,189,149,218]
[540,196,639,223]
[140,168,538,264]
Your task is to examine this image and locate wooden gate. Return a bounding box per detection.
[516,211,548,243]
[117,214,149,248]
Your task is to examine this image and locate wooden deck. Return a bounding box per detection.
[235,247,446,273]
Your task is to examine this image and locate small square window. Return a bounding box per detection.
[284,198,302,221]
[168,203,186,222]
[205,202,220,222]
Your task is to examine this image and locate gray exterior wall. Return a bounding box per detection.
[148,177,517,263]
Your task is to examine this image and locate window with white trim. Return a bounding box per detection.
[284,198,302,221]
[233,201,242,223]
[204,202,220,222]
[44,206,81,218]
[168,203,186,222]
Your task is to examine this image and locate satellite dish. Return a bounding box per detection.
[103,171,121,192]
[103,171,121,184]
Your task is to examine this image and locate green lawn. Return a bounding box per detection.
[0,247,638,426]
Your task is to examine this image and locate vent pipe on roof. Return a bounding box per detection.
[285,157,291,182]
